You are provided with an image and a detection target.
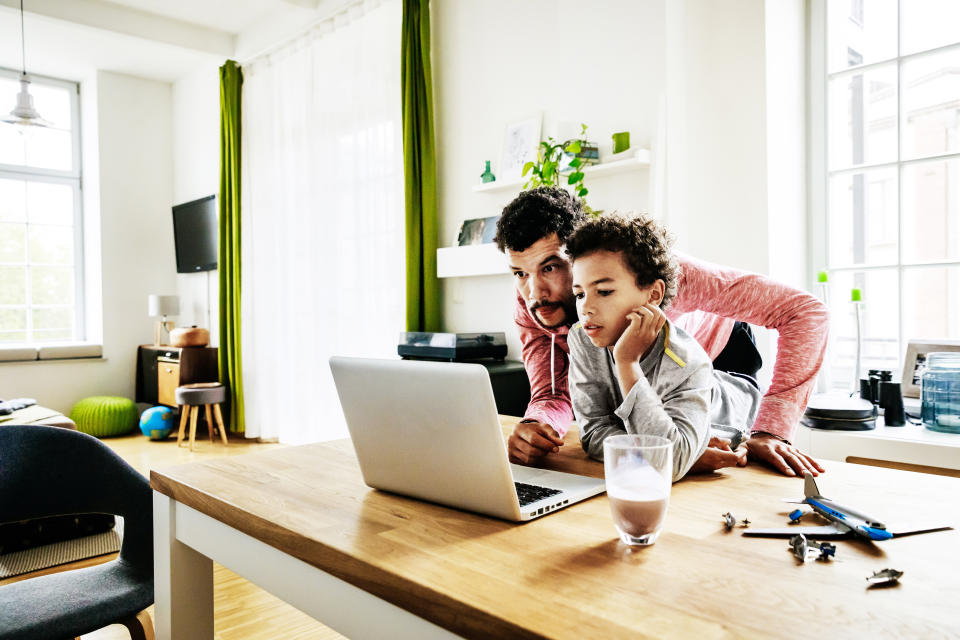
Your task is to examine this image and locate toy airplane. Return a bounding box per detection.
[743,471,952,541]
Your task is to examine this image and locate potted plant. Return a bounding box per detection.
[521,124,598,213]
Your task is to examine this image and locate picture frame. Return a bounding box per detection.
[457,215,500,246]
[901,339,960,398]
[499,114,542,182]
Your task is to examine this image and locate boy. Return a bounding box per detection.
[567,214,762,481]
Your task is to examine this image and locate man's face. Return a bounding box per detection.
[572,250,662,348]
[506,233,576,328]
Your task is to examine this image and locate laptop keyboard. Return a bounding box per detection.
[515,482,562,507]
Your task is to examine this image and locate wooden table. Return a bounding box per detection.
[151,416,960,639]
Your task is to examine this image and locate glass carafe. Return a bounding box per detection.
[921,352,960,434]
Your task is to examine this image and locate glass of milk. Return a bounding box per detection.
[603,435,673,546]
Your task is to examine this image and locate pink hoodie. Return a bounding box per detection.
[517,252,829,442]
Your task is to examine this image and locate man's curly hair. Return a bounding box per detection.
[565,213,679,308]
[494,187,586,252]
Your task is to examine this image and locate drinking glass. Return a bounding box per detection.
[603,434,673,546]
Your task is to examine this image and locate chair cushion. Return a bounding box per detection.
[175,384,226,405]
[0,560,153,640]
[69,397,138,438]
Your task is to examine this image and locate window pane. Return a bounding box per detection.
[0,179,26,222]
[827,0,897,72]
[828,64,897,169]
[828,167,897,266]
[0,331,27,344]
[901,47,960,160]
[0,307,26,331]
[32,307,73,331]
[29,225,74,265]
[0,222,25,262]
[30,266,74,305]
[24,127,72,172]
[26,84,72,130]
[32,328,73,342]
[0,123,26,165]
[0,266,26,304]
[827,269,900,388]
[901,0,960,55]
[26,181,73,225]
[903,265,960,340]
[902,158,960,263]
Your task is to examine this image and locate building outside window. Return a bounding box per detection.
[820,0,960,389]
[0,69,83,345]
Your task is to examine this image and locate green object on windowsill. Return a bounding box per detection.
[850,288,862,302]
[480,160,495,183]
[612,131,631,154]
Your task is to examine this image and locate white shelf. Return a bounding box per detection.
[471,149,651,194]
[437,243,508,278]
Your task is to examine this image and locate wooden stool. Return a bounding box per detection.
[175,383,228,452]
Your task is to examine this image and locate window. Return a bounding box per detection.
[818,0,960,388]
[0,69,83,345]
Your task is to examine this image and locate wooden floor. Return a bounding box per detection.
[4,431,344,640]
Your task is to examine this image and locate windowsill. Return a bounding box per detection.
[0,343,104,363]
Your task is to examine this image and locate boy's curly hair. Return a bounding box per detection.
[494,187,586,252]
[565,213,679,308]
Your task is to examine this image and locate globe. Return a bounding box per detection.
[139,405,175,440]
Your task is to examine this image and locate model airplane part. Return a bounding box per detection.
[740,518,750,528]
[866,568,903,588]
[788,534,836,563]
[722,512,736,531]
[743,472,952,541]
[788,509,804,523]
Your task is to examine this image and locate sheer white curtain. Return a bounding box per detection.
[241,0,404,444]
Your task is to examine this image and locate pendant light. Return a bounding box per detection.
[2,0,51,128]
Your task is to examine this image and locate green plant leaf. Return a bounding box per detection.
[570,171,584,183]
[522,161,535,176]
[564,140,582,154]
[568,158,582,169]
[578,187,588,197]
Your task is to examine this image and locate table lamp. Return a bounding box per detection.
[148,295,179,346]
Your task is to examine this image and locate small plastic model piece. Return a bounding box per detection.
[866,568,903,588]
[788,535,836,563]
[722,512,736,531]
[740,518,751,528]
[788,509,804,523]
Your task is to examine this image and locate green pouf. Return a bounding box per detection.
[69,396,138,438]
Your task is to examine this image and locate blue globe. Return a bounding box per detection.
[139,405,175,440]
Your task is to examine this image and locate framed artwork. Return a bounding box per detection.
[499,114,542,182]
[457,215,500,246]
[901,339,960,398]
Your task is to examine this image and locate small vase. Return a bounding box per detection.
[480,160,495,183]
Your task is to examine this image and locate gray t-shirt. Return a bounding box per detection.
[568,319,762,481]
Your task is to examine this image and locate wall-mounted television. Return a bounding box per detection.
[172,195,218,273]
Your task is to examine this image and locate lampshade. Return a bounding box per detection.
[2,1,51,129]
[148,295,180,318]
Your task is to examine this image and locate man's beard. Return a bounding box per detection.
[529,298,577,329]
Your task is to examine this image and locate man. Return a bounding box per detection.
[494,187,827,477]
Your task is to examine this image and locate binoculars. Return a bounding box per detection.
[859,369,905,427]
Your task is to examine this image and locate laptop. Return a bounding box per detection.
[329,356,606,522]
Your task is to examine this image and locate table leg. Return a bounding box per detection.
[153,491,214,640]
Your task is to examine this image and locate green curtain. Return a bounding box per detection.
[218,60,245,433]
[401,0,442,332]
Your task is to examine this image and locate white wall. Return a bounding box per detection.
[172,64,221,342]
[432,0,666,357]
[0,71,175,413]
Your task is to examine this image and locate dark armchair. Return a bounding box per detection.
[0,425,154,640]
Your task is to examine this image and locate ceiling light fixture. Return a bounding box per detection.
[2,0,51,129]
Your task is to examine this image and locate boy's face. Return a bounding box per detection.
[506,233,576,328]
[571,250,663,348]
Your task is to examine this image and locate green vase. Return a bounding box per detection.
[480,160,495,183]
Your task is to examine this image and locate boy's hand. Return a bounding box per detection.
[612,303,666,365]
[508,420,564,465]
[688,437,748,473]
[746,434,825,477]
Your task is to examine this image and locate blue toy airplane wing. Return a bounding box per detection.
[742,524,851,538]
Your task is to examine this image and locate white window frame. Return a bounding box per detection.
[808,0,960,382]
[0,67,85,347]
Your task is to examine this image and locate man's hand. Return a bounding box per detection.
[688,436,748,474]
[746,434,825,477]
[508,420,564,465]
[612,303,666,366]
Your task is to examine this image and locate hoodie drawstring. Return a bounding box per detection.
[550,332,556,395]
